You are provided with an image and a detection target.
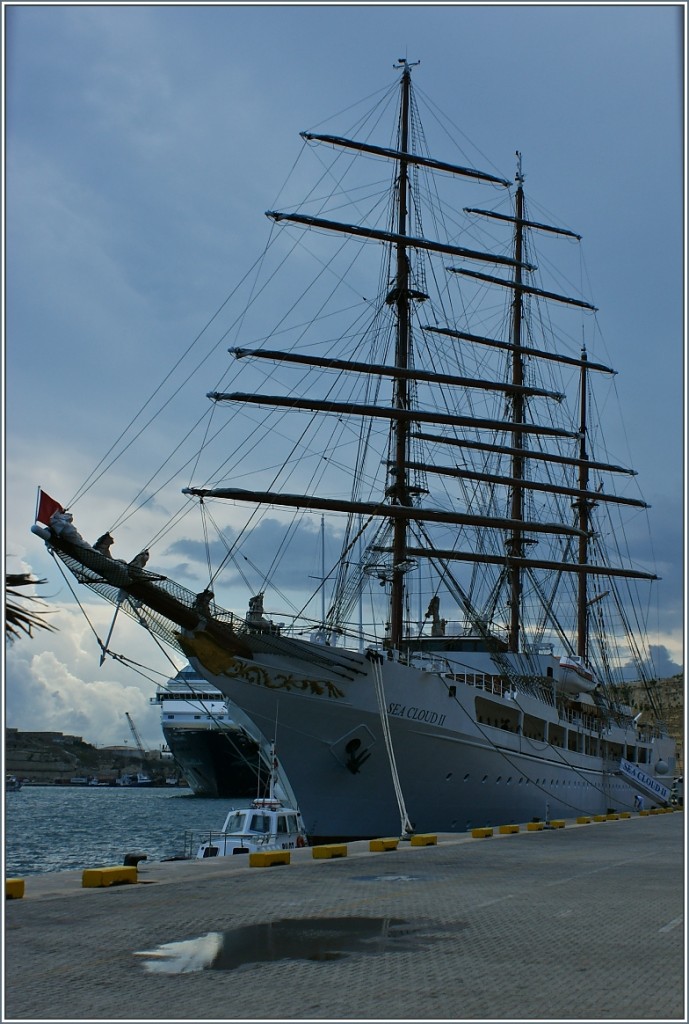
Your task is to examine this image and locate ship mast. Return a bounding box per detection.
[507,154,526,652]
[462,175,602,653]
[576,348,591,657]
[186,68,657,650]
[388,58,416,648]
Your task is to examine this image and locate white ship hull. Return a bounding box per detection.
[180,633,674,840]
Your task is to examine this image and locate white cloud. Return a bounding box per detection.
[5,602,183,749]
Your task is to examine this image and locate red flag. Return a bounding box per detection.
[35,489,64,526]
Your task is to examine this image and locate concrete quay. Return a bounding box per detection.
[4,811,685,1021]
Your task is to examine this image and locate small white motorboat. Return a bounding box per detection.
[117,772,154,787]
[195,746,308,858]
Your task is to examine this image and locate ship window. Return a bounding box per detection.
[249,814,271,833]
[475,696,519,733]
[223,812,246,833]
[287,816,298,832]
[277,816,288,834]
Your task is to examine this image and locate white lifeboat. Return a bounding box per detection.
[557,655,598,694]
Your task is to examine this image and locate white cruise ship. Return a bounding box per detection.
[151,666,270,798]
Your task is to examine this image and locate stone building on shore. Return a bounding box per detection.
[5,728,175,785]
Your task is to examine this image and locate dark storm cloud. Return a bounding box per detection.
[6,4,683,743]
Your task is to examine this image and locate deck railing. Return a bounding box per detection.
[183,829,271,858]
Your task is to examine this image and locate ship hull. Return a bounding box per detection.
[180,631,675,841]
[162,724,267,798]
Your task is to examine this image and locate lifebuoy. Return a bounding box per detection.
[296,835,306,848]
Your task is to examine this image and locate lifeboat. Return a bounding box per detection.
[557,655,598,694]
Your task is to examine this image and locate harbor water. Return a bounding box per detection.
[4,786,249,876]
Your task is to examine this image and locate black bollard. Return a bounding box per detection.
[123,853,148,867]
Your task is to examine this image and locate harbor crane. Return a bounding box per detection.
[125,712,147,760]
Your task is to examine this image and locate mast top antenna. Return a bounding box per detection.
[515,150,525,185]
[394,58,420,70]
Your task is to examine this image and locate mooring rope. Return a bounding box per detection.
[368,652,414,838]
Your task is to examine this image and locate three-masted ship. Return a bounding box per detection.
[32,61,675,840]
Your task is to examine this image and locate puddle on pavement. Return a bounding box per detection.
[353,874,424,883]
[134,916,466,974]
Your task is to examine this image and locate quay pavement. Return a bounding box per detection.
[4,811,685,1021]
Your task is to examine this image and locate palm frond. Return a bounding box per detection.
[5,573,58,643]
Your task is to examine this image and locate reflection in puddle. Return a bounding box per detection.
[136,931,223,974]
[135,916,465,974]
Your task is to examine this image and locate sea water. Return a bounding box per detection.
[4,786,250,876]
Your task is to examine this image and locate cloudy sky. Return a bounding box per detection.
[4,3,684,750]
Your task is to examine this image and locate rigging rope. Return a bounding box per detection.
[48,548,106,651]
[199,499,214,584]
[51,544,271,783]
[48,546,182,678]
[68,240,281,512]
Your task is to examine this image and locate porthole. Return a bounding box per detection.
[482,775,488,783]
[463,773,470,782]
[445,772,453,781]
[496,776,502,784]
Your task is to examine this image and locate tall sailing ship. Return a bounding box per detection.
[32,61,675,841]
